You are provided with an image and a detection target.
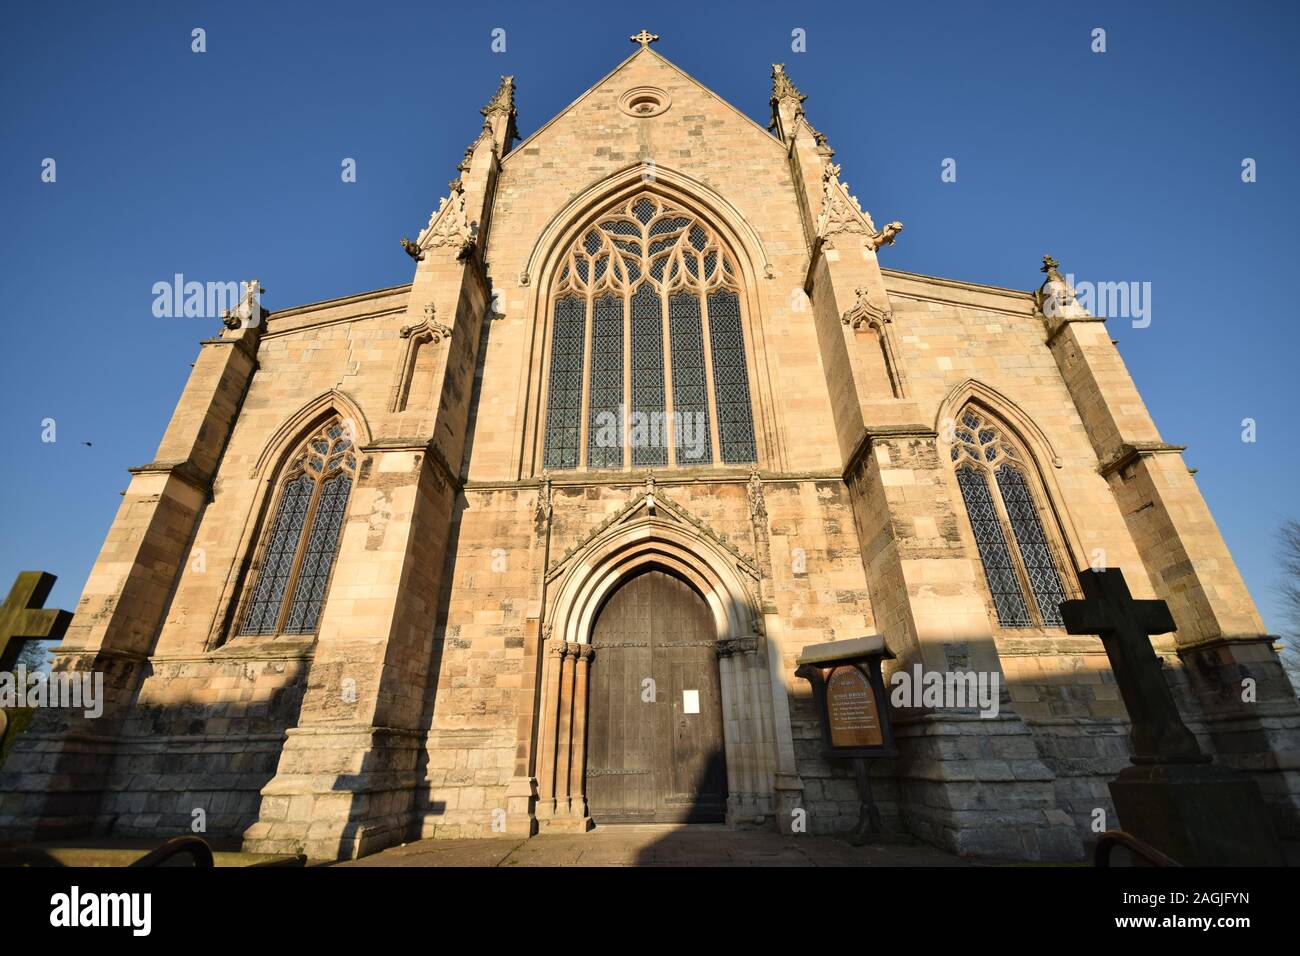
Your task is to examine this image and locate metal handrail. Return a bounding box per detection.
[1094,829,1181,867]
[127,835,215,868]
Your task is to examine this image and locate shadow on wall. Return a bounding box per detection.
[0,300,516,858]
[404,488,468,844]
[0,650,310,846]
[273,302,507,859]
[403,294,502,843]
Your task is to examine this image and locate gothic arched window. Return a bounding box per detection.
[238,420,357,636]
[541,194,758,471]
[951,408,1069,628]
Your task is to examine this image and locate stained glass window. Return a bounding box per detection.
[951,408,1072,628]
[542,297,585,470]
[238,421,357,637]
[957,468,1032,627]
[542,192,758,470]
[587,293,624,469]
[996,466,1067,627]
[707,290,757,464]
[240,473,313,635]
[283,472,352,634]
[630,283,667,467]
[668,293,712,466]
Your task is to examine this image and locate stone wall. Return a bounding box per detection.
[97,654,308,841]
[8,46,1293,862]
[415,474,882,838]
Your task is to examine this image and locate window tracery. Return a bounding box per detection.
[542,194,757,470]
[238,420,357,636]
[951,408,1069,628]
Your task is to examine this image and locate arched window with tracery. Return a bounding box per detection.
[238,419,357,636]
[541,193,758,471]
[950,407,1070,628]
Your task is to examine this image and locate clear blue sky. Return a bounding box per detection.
[2,1,1297,635]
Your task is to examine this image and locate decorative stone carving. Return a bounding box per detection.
[870,221,904,250]
[1034,254,1089,319]
[746,467,767,520]
[840,287,907,399]
[816,164,873,239]
[457,143,475,173]
[389,303,454,412]
[717,636,759,658]
[840,286,893,331]
[618,86,671,118]
[811,126,834,158]
[630,29,660,49]
[481,75,516,120]
[768,63,809,135]
[770,63,806,111]
[416,179,477,260]
[478,75,520,153]
[546,478,759,579]
[400,303,452,343]
[478,75,519,148]
[221,279,264,330]
[400,237,425,262]
[815,164,902,253]
[535,470,553,524]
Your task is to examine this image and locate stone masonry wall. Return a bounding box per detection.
[26,46,1283,860]
[417,475,886,837]
[98,655,308,841]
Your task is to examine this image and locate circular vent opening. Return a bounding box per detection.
[619,87,670,118]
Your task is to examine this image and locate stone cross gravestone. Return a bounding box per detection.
[0,571,72,762]
[0,571,72,671]
[1059,569,1202,764]
[1060,569,1284,866]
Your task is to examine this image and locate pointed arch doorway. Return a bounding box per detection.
[585,568,727,824]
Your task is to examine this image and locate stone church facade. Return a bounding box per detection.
[4,37,1297,862]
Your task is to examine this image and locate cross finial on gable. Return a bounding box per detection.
[630,29,660,49]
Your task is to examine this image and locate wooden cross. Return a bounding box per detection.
[0,571,72,671]
[1060,569,1205,764]
[630,29,660,49]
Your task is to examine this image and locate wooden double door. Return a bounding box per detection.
[585,569,727,823]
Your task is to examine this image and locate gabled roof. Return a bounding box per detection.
[502,46,782,164]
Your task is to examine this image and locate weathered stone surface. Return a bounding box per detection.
[4,40,1294,865]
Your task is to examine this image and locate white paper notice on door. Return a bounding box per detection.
[683,689,700,714]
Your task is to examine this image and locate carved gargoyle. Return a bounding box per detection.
[871,221,904,250]
[400,237,425,262]
[221,278,264,330]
